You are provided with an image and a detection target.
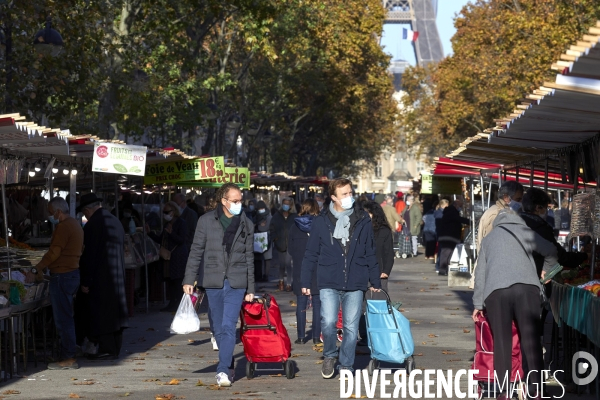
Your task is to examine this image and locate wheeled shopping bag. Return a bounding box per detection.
[471,314,525,399]
[240,293,295,379]
[365,289,415,374]
[394,228,414,259]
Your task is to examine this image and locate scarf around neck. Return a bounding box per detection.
[328,201,354,246]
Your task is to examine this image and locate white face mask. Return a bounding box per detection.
[164,214,173,222]
[317,201,324,208]
[405,201,411,206]
[340,196,355,210]
[228,202,242,216]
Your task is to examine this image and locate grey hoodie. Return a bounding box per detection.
[472,209,557,310]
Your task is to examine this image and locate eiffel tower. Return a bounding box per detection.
[383,0,444,66]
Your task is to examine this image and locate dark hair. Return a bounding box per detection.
[299,199,319,216]
[498,181,524,199]
[522,187,551,213]
[328,178,353,197]
[205,194,217,211]
[363,201,390,232]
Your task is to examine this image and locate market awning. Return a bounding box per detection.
[443,21,600,184]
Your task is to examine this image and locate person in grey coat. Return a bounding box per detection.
[182,183,254,388]
[472,209,557,400]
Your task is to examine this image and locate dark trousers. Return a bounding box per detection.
[97,328,124,357]
[296,294,321,340]
[50,270,80,359]
[424,240,437,258]
[485,284,543,392]
[166,279,182,308]
[438,241,457,273]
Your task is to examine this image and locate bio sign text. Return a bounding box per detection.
[92,143,147,176]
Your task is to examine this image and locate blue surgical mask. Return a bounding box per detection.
[229,202,242,216]
[282,204,291,212]
[509,200,522,212]
[258,209,266,214]
[249,205,255,212]
[48,214,59,225]
[340,196,355,210]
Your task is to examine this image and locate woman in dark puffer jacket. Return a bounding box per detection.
[363,201,394,292]
[288,199,321,344]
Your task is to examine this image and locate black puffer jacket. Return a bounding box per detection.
[520,212,587,276]
[288,215,317,296]
[374,225,394,276]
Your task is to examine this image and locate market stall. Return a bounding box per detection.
[437,22,600,396]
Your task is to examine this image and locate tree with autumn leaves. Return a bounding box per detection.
[400,0,600,158]
[0,0,397,176]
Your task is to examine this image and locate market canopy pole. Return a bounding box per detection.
[140,178,149,314]
[1,183,10,280]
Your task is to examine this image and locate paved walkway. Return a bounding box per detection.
[0,256,593,399]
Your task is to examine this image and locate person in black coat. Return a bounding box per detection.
[288,199,321,344]
[148,201,189,312]
[78,193,129,360]
[520,188,588,332]
[436,200,470,276]
[362,201,394,292]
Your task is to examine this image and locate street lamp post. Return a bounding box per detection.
[33,17,64,57]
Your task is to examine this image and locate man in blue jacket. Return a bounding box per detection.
[301,178,381,379]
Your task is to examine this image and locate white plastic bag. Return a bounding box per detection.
[170,294,200,334]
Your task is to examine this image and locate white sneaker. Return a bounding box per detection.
[211,334,219,351]
[216,372,231,387]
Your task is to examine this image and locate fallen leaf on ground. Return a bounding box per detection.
[315,361,323,364]
[350,395,368,398]
[133,369,145,371]
[430,322,436,324]
[207,384,225,390]
[445,307,459,310]
[421,342,427,345]
[400,309,405,312]
[155,394,175,400]
[74,381,95,386]
[196,380,205,386]
[291,354,306,358]
[415,353,423,356]
[68,394,81,399]
[118,393,132,397]
[113,386,124,388]
[3,391,20,395]
[427,334,438,338]
[165,379,179,385]
[289,301,296,306]
[422,277,428,280]
[463,329,471,333]
[442,351,456,355]
[269,374,282,377]
[447,359,462,362]
[71,378,78,381]
[144,378,161,382]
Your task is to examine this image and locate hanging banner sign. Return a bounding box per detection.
[143,156,225,184]
[181,166,250,190]
[422,173,462,195]
[92,142,147,176]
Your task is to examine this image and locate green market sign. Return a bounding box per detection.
[181,167,250,190]
[421,173,462,195]
[144,156,224,185]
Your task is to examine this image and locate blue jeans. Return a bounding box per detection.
[296,294,321,340]
[50,270,80,359]
[320,289,363,369]
[205,279,246,374]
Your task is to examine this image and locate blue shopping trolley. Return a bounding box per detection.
[365,289,415,375]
